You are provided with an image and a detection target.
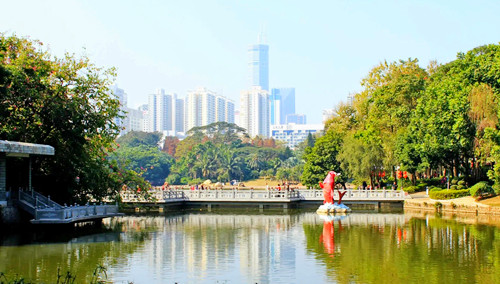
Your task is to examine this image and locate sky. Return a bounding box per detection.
[1,0,499,123]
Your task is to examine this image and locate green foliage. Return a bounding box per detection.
[469,181,494,197]
[111,145,173,186]
[404,186,419,193]
[301,130,343,187]
[429,189,470,200]
[416,183,428,190]
[430,186,444,192]
[116,131,162,148]
[0,34,121,203]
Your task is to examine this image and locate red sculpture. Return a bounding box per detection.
[319,171,347,204]
[319,171,336,204]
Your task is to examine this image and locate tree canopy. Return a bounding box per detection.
[0,34,124,202]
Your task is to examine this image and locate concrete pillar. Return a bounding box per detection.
[28,156,32,191]
[0,153,6,202]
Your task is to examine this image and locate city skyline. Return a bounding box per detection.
[1,1,499,123]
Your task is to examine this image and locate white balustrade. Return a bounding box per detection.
[119,189,407,203]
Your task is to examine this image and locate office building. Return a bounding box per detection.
[270,88,295,124]
[240,86,270,138]
[248,37,269,91]
[270,123,324,149]
[286,114,306,124]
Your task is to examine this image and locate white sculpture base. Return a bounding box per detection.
[316,202,352,214]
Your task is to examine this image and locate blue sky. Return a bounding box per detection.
[1,0,499,123]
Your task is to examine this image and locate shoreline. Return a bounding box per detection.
[404,192,500,215]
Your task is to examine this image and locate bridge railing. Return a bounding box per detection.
[297,189,407,200]
[34,204,120,222]
[182,189,301,200]
[119,188,407,203]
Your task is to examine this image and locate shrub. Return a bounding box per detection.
[451,179,459,185]
[404,186,419,193]
[430,186,444,192]
[450,185,458,190]
[416,183,428,190]
[458,180,466,187]
[469,181,494,197]
[457,185,465,190]
[429,189,470,200]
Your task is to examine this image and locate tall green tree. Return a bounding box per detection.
[0,34,121,202]
[301,130,343,187]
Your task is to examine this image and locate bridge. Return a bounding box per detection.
[120,188,409,209]
[16,190,122,224]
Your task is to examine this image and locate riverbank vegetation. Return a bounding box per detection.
[3,33,500,203]
[0,34,133,204]
[301,43,500,200]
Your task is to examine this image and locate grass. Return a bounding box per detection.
[478,195,500,207]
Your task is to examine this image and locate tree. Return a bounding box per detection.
[338,132,384,189]
[301,130,343,188]
[163,136,180,157]
[0,34,121,202]
[116,131,162,148]
[111,145,174,186]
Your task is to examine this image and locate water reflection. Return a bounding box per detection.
[304,212,500,284]
[0,211,499,283]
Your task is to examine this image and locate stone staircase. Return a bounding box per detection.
[16,190,122,224]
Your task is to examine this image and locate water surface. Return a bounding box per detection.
[1,209,499,283]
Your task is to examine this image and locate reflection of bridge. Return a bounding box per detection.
[120,189,408,208]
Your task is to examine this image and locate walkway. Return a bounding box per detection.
[16,190,122,224]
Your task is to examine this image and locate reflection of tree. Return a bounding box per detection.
[0,219,151,283]
[303,216,500,284]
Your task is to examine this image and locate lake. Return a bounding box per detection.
[0,209,499,283]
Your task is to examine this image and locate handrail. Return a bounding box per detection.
[16,190,121,224]
[119,188,408,203]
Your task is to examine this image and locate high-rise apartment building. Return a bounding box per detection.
[172,94,184,134]
[185,88,234,132]
[248,39,269,91]
[148,89,173,132]
[270,88,296,125]
[111,85,128,135]
[240,86,270,138]
[225,99,235,124]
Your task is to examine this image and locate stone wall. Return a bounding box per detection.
[0,205,22,225]
[404,199,500,215]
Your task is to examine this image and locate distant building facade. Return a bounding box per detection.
[185,88,234,132]
[248,43,269,91]
[148,89,173,132]
[240,86,270,138]
[270,123,324,149]
[322,108,336,124]
[286,114,306,124]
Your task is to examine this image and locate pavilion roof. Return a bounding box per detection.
[0,140,55,156]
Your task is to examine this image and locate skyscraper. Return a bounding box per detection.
[110,85,128,135]
[148,89,173,132]
[240,86,270,137]
[270,88,295,125]
[248,34,269,91]
[185,88,234,132]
